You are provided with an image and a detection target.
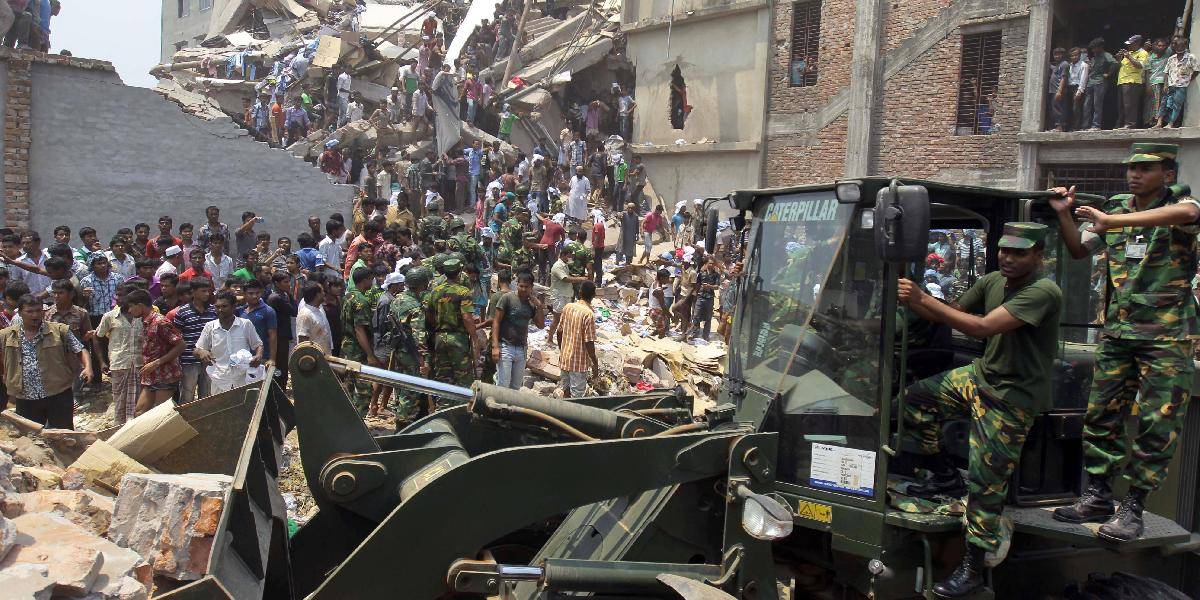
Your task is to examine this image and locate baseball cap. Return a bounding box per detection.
[1125,142,1179,164]
[997,222,1048,249]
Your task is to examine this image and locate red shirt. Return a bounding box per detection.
[139,311,183,386]
[179,267,214,283]
[643,212,663,232]
[539,219,565,246]
[145,237,182,260]
[592,222,605,249]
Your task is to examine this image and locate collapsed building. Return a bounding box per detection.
[153,0,637,208]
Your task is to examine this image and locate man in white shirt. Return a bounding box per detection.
[295,282,332,355]
[318,219,346,278]
[204,235,235,286]
[13,230,51,295]
[346,92,364,123]
[155,246,183,280]
[105,237,136,279]
[336,66,353,126]
[567,166,591,221]
[411,86,431,132]
[194,290,264,394]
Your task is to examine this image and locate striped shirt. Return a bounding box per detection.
[558,301,595,373]
[172,302,217,366]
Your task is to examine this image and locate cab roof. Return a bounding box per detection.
[730,177,1045,211]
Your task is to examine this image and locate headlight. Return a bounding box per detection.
[737,486,794,541]
[836,182,862,204]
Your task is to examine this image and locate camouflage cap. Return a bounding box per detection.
[997,222,1048,249]
[1125,143,1179,164]
[442,257,463,272]
[448,216,466,231]
[427,196,443,212]
[405,266,432,288]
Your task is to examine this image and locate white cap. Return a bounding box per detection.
[384,272,405,287]
[164,246,182,257]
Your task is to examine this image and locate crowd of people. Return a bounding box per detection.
[1047,32,1197,131]
[0,153,749,434]
[0,0,57,53]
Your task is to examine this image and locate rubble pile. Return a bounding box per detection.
[152,0,626,183]
[0,403,241,598]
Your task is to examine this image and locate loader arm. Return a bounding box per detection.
[309,429,750,599]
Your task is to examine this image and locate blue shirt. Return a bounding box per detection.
[38,0,50,34]
[465,147,483,177]
[236,300,277,349]
[492,203,509,222]
[296,247,325,271]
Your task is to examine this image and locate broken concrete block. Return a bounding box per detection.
[10,437,56,470]
[108,473,231,581]
[0,563,54,599]
[1,513,104,595]
[89,575,149,600]
[0,514,16,561]
[0,450,15,494]
[67,441,150,493]
[3,489,115,536]
[12,467,61,492]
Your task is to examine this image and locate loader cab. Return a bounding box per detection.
[723,178,1200,598]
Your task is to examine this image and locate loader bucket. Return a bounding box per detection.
[154,372,297,600]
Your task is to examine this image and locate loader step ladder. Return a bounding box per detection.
[887,507,1190,551]
[1006,506,1190,552]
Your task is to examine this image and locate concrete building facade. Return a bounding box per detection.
[0,49,353,244]
[621,0,772,207]
[161,0,229,62]
[763,0,1200,197]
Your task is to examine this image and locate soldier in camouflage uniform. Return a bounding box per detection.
[509,232,538,275]
[425,258,478,403]
[1051,143,1200,542]
[386,266,431,428]
[563,228,593,282]
[340,266,381,414]
[417,196,445,256]
[896,223,1062,597]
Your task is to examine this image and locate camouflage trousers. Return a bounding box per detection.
[902,365,1034,552]
[1083,338,1194,493]
[430,331,473,409]
[344,373,372,415]
[387,351,424,421]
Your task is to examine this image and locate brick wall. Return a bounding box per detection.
[764,0,1027,188]
[871,19,1027,187]
[0,49,354,242]
[768,0,856,114]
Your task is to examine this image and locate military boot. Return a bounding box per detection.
[1052,477,1114,524]
[932,544,987,598]
[1097,491,1146,542]
[907,454,965,498]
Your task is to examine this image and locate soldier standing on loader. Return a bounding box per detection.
[425,258,477,401]
[1050,143,1200,541]
[895,222,1063,598]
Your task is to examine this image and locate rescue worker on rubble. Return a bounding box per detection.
[894,222,1062,598]
[1050,143,1200,541]
[386,266,431,428]
[425,258,477,398]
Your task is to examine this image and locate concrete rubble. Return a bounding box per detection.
[151,0,628,186]
[108,473,231,583]
[0,403,240,598]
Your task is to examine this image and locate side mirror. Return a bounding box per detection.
[704,208,719,253]
[874,183,930,263]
